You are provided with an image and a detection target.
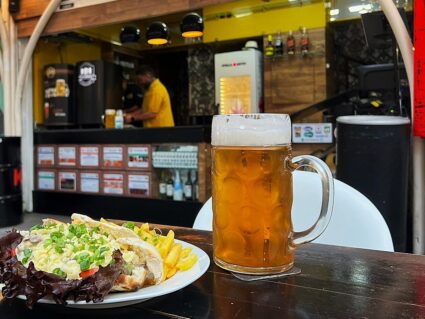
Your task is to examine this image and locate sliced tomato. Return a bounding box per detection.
[10,248,16,257]
[79,267,99,278]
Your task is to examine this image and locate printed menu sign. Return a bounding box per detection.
[58,171,77,191]
[58,146,77,166]
[103,146,124,168]
[292,123,333,144]
[37,146,55,166]
[80,146,100,167]
[103,173,124,195]
[127,146,150,169]
[37,171,55,190]
[80,172,100,193]
[128,174,150,196]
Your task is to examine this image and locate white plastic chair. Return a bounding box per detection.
[193,171,394,252]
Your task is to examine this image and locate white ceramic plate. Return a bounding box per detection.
[15,240,210,309]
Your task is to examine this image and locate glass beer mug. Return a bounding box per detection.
[212,114,334,274]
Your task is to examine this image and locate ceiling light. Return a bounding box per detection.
[181,12,204,38]
[120,26,141,44]
[146,21,169,45]
[330,9,339,16]
[233,10,253,18]
[349,4,372,12]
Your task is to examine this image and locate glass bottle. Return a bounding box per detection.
[166,170,174,200]
[114,110,124,129]
[173,170,183,201]
[264,34,275,57]
[192,170,199,201]
[287,30,296,55]
[300,27,310,56]
[184,171,193,201]
[159,170,167,199]
[275,31,283,57]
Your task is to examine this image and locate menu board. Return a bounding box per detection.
[127,146,150,169]
[80,146,100,167]
[37,170,56,190]
[102,146,124,169]
[37,146,55,166]
[58,146,77,166]
[127,173,150,197]
[102,173,124,195]
[58,171,77,191]
[80,172,100,193]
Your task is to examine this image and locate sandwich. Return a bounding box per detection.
[0,214,164,307]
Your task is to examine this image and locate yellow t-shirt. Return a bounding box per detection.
[142,79,175,127]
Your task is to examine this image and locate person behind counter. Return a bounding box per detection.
[124,65,175,127]
[123,79,143,113]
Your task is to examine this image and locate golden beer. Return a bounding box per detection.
[212,146,294,272]
[211,114,334,275]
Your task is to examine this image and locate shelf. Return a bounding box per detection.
[33,191,203,227]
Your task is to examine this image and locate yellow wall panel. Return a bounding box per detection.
[204,2,325,42]
[33,41,102,124]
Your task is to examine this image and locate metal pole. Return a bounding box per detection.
[376,0,425,253]
[15,0,61,211]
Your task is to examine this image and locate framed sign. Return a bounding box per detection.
[57,0,117,12]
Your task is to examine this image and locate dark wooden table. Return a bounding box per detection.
[2,225,425,318]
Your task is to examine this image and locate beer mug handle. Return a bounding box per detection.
[289,155,334,247]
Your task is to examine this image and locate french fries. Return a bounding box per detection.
[127,222,198,280]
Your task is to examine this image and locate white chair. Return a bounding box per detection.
[193,171,394,252]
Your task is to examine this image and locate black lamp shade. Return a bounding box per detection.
[146,21,169,45]
[181,12,204,38]
[120,26,141,43]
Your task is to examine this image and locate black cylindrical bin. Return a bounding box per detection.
[336,116,410,252]
[0,137,21,227]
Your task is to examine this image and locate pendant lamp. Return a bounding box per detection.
[120,25,141,43]
[146,21,169,45]
[180,12,204,38]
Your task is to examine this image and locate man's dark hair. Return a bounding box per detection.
[136,65,155,76]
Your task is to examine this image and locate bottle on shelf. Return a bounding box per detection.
[286,30,296,55]
[300,27,310,56]
[173,170,183,201]
[159,170,167,199]
[264,34,275,57]
[275,31,283,57]
[192,170,199,201]
[166,170,174,200]
[184,171,193,201]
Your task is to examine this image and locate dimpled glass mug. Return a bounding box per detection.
[211,114,334,274]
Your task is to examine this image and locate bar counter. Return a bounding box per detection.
[2,223,425,318]
[33,126,211,226]
[34,126,211,145]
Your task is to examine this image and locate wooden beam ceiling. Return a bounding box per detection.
[15,0,237,38]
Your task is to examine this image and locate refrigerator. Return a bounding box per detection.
[43,64,75,126]
[214,50,263,114]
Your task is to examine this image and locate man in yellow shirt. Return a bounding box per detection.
[124,65,175,127]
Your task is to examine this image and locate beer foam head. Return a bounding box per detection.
[212,114,291,146]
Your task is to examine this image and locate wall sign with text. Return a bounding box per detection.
[292,123,333,143]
